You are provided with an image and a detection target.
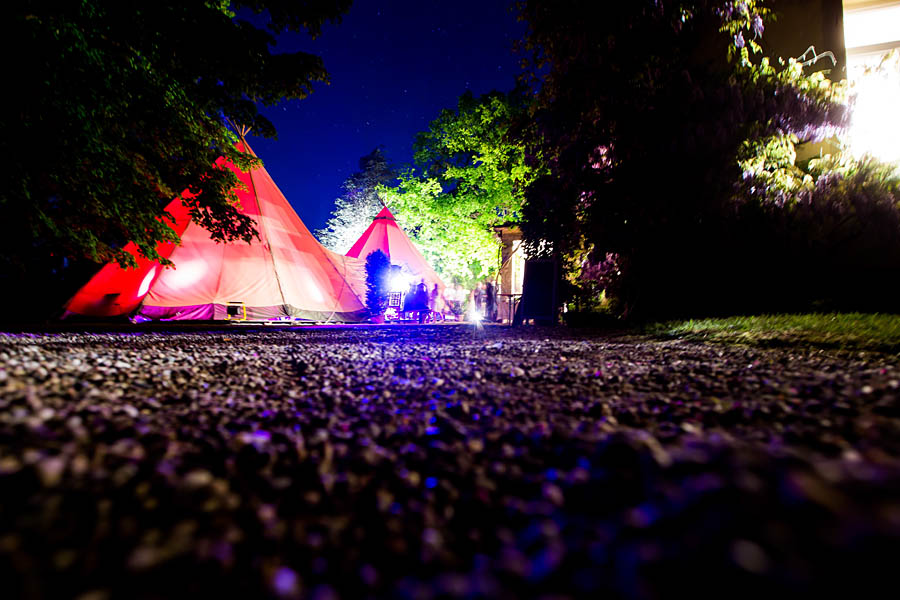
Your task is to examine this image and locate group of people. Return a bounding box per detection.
[399,279,498,323]
[402,279,442,323]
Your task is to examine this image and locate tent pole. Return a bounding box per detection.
[235,127,291,318]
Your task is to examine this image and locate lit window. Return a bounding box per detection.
[844,2,900,49]
[844,1,900,163]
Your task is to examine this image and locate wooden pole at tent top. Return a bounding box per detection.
[225,117,253,150]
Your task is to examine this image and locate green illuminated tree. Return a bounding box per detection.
[382,90,539,286]
[413,89,537,219]
[317,148,396,252]
[380,174,501,287]
[1,0,350,273]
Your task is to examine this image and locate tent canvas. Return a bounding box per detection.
[346,205,445,294]
[64,142,368,322]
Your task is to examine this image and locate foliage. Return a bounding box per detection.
[644,313,900,353]
[381,90,538,287]
[736,153,900,309]
[736,51,849,191]
[732,52,900,312]
[317,148,396,253]
[380,174,501,287]
[1,0,350,273]
[516,0,851,318]
[413,89,539,216]
[364,249,391,317]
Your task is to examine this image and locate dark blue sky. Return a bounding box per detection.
[245,0,527,233]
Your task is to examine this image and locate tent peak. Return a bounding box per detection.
[373,206,396,221]
[226,118,257,157]
[345,204,445,293]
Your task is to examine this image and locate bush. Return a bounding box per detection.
[737,155,900,312]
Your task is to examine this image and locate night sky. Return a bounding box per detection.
[244,0,527,234]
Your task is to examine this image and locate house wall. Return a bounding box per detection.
[763,0,847,79]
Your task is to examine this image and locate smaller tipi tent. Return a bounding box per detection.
[346,206,445,294]
[64,141,368,322]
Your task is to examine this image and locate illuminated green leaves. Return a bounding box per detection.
[379,91,539,287]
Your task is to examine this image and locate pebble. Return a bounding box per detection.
[0,326,898,598]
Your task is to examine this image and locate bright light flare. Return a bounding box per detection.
[846,52,900,164]
[844,4,900,49]
[163,259,207,290]
[137,268,157,297]
[303,276,325,304]
[844,5,900,165]
[389,272,412,293]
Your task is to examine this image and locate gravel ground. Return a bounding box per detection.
[1,324,899,599]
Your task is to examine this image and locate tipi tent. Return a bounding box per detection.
[346,206,445,293]
[64,142,368,322]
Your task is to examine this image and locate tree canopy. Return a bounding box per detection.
[1,0,350,272]
[382,89,538,287]
[517,0,850,317]
[316,148,395,253]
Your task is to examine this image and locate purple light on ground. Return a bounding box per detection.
[272,566,299,596]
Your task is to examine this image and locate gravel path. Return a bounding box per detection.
[1,325,899,599]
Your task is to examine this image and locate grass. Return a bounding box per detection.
[642,313,900,353]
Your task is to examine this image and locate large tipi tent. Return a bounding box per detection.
[346,205,445,293]
[64,141,368,322]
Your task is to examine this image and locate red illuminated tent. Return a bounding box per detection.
[346,205,445,293]
[64,142,368,322]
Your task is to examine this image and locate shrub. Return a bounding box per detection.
[736,154,900,311]
[364,250,391,318]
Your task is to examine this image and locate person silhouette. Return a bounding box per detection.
[429,284,441,315]
[412,279,428,323]
[486,282,496,322]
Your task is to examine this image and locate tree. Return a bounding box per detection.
[516,0,849,317]
[380,173,501,287]
[381,90,539,287]
[413,89,537,216]
[316,148,396,252]
[1,0,350,274]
